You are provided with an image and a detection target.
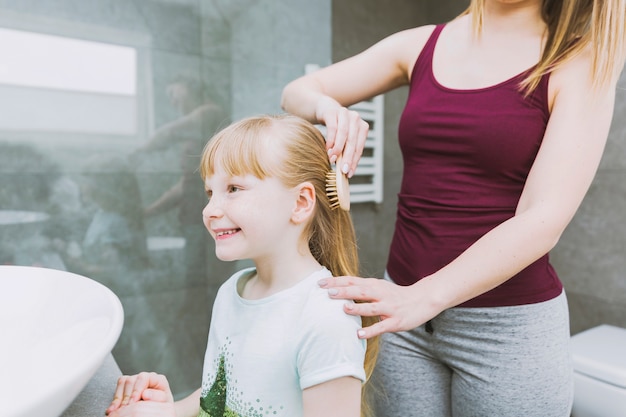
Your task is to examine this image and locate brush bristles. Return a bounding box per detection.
[326,155,350,211]
[327,169,351,210]
[326,171,340,209]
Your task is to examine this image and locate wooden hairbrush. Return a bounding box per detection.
[326,155,350,211]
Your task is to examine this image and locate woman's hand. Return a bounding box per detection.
[315,96,369,178]
[106,372,174,415]
[318,276,444,339]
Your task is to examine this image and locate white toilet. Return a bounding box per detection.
[570,324,626,416]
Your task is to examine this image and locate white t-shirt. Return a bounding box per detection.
[198,267,366,417]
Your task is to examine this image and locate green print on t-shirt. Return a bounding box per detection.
[199,347,283,417]
[199,355,234,417]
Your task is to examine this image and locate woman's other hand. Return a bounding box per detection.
[318,275,444,339]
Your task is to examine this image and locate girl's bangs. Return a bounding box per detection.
[202,128,272,179]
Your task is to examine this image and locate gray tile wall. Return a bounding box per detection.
[230,0,331,119]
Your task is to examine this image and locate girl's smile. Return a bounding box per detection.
[202,167,300,263]
[213,228,241,239]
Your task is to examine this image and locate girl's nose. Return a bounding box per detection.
[202,196,223,220]
[201,199,221,232]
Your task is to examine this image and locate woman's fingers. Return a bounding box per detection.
[356,317,395,339]
[319,275,436,339]
[320,106,369,176]
[319,276,380,300]
[344,300,400,339]
[323,109,339,154]
[339,114,369,177]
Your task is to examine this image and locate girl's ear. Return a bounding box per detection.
[291,182,316,224]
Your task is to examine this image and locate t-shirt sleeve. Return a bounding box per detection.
[296,290,367,390]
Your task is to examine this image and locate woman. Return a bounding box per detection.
[281,0,626,415]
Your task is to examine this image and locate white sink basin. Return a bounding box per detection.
[0,266,124,417]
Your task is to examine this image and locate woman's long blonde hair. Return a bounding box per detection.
[463,0,626,92]
[199,114,379,416]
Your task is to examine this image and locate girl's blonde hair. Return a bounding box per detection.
[199,114,378,416]
[463,0,626,92]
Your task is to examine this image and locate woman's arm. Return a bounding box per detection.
[321,47,619,339]
[281,26,434,176]
[143,178,184,218]
[139,103,222,153]
[302,377,362,417]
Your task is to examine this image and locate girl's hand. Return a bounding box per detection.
[106,372,174,415]
[315,96,369,178]
[106,400,176,417]
[318,276,442,339]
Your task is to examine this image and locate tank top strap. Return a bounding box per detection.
[410,24,446,84]
[422,24,445,56]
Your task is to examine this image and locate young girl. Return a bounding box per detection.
[106,114,378,417]
[281,0,626,416]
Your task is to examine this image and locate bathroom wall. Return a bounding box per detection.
[228,0,331,119]
[332,0,626,336]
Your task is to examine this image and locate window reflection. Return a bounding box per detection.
[0,28,138,135]
[0,28,136,94]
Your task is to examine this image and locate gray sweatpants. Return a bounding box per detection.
[368,286,573,417]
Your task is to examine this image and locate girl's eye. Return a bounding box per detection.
[228,185,241,193]
[205,189,212,199]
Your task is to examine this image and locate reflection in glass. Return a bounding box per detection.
[0,28,138,135]
[0,0,325,399]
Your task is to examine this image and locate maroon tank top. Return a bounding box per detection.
[386,24,563,307]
